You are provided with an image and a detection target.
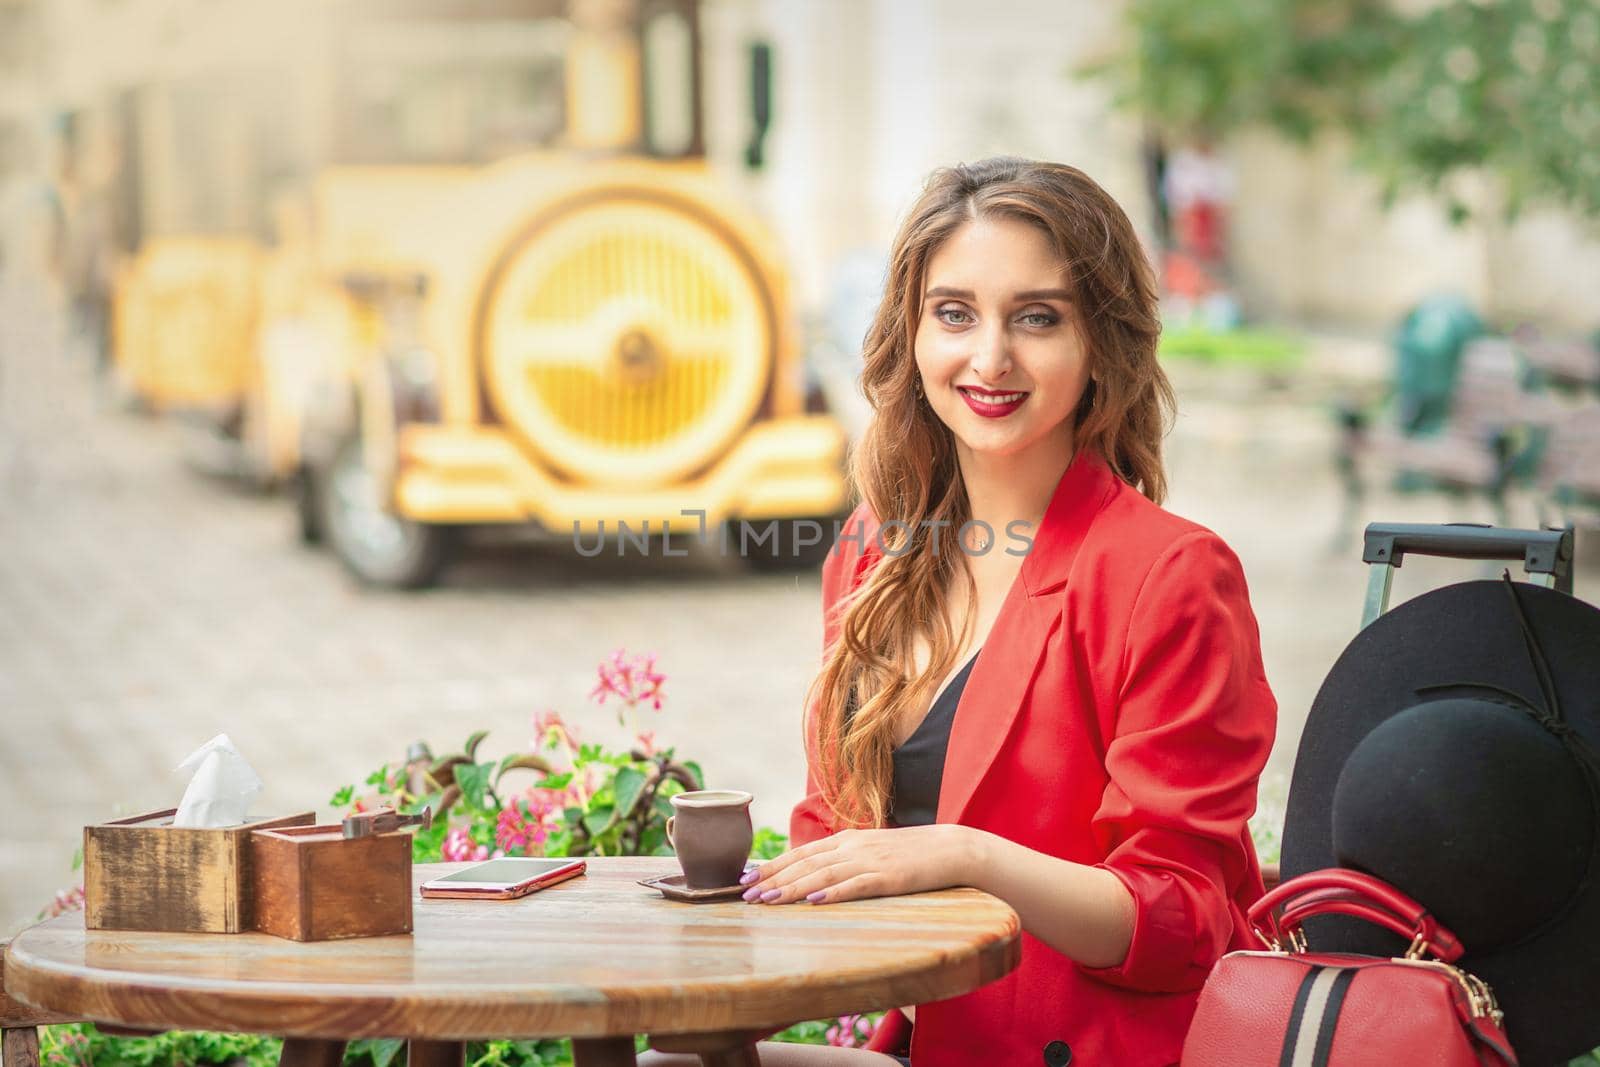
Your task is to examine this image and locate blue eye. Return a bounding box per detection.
[936,306,973,326]
[1020,312,1059,327]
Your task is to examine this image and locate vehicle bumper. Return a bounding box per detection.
[393,416,849,530]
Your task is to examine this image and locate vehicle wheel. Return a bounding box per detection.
[730,516,842,573]
[319,436,457,589]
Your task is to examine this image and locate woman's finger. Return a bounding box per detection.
[803,871,887,905]
[744,848,854,901]
[761,859,864,905]
[741,831,847,885]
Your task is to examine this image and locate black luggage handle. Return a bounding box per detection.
[1359,522,1574,629]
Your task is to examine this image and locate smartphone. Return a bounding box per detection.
[419,857,587,900]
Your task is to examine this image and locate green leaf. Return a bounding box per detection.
[330,785,355,807]
[71,846,83,872]
[403,791,442,817]
[544,828,573,858]
[346,1038,404,1067]
[496,752,555,785]
[538,772,574,790]
[683,761,705,789]
[412,822,447,863]
[612,766,647,818]
[455,762,492,810]
[365,765,390,787]
[582,806,616,835]
[463,730,490,761]
[752,826,790,861]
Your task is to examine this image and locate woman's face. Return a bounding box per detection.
[913,216,1091,464]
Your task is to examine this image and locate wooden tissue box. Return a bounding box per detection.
[249,823,413,941]
[84,808,317,933]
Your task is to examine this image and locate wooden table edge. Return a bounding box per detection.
[4,894,1021,1041]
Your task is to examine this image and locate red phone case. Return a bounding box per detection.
[419,861,586,900]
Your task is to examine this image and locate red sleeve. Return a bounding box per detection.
[1078,530,1277,992]
[789,503,877,846]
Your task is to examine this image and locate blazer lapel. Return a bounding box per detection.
[936,451,1119,825]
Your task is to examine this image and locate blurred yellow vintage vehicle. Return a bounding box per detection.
[299,153,848,587]
[111,237,262,415]
[100,0,850,587]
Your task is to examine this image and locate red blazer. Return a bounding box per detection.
[791,449,1277,1067]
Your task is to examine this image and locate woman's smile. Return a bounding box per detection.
[957,385,1030,418]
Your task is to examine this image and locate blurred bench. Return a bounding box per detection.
[1339,338,1548,531]
[1537,400,1600,520]
[1521,330,1600,393]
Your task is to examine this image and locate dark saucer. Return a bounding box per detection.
[638,873,747,903]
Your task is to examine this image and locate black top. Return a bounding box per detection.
[888,649,980,827]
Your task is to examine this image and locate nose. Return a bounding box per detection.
[969,321,1012,383]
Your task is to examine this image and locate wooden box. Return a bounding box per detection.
[84,808,316,933]
[249,824,413,941]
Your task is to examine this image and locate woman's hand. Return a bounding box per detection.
[740,824,984,905]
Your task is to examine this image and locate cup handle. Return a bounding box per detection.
[665,815,675,849]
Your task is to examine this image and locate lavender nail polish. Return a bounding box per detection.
[807,891,826,904]
[742,885,761,901]
[739,870,759,885]
[760,888,781,902]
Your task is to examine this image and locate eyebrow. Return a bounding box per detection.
[924,286,1073,302]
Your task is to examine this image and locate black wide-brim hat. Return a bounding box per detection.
[1281,578,1600,1066]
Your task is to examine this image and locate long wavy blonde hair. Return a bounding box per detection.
[807,157,1175,829]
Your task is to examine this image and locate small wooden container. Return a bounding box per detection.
[84,808,317,933]
[249,823,413,941]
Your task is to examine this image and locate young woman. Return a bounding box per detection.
[648,157,1277,1067]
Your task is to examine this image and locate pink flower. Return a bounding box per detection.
[45,1027,91,1067]
[495,788,564,855]
[533,708,580,751]
[591,649,668,721]
[442,827,488,862]
[635,730,660,758]
[825,1014,870,1048]
[43,885,84,919]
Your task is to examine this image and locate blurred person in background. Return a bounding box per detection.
[0,118,65,294]
[56,111,121,370]
[648,157,1277,1066]
[1160,143,1237,329]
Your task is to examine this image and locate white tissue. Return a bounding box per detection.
[172,734,263,828]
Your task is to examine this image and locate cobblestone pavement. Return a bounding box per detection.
[3,279,1595,930]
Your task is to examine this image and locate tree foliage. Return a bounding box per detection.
[1095,0,1600,219]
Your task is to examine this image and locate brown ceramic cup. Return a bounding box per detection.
[665,790,754,889]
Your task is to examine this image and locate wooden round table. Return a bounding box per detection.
[4,858,1020,1067]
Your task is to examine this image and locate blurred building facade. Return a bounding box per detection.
[3,0,1598,333]
[717,0,1600,334]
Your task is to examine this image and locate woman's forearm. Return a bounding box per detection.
[960,827,1135,969]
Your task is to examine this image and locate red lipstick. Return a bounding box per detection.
[957,385,1029,418]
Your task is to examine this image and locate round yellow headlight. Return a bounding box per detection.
[477,191,774,487]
